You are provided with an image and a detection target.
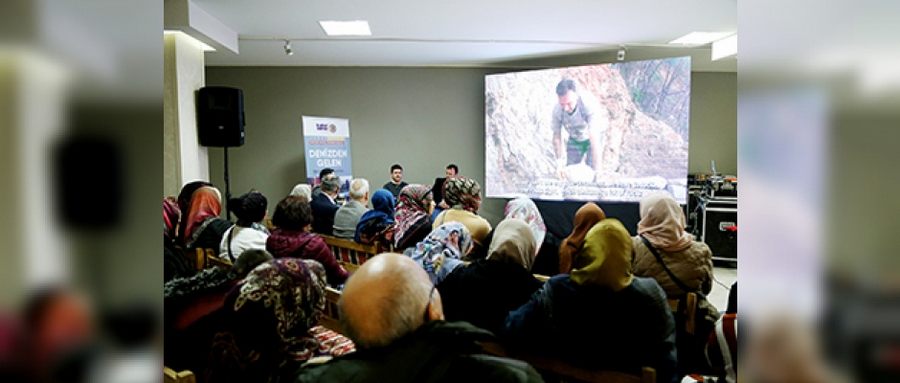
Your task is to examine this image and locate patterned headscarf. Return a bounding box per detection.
[487,219,537,270]
[559,202,606,273]
[637,192,693,252]
[504,197,547,250]
[404,222,473,284]
[176,180,212,240]
[393,185,433,246]
[442,177,482,213]
[183,186,223,243]
[570,219,634,291]
[206,258,328,382]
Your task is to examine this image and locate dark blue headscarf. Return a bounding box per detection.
[355,189,395,243]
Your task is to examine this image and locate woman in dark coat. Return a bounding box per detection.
[437,219,543,334]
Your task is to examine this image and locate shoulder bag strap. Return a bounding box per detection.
[639,234,698,295]
[227,226,236,262]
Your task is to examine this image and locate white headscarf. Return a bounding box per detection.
[504,197,547,253]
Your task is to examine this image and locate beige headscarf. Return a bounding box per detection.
[570,219,634,291]
[487,219,537,270]
[637,192,693,252]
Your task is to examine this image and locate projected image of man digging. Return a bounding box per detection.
[551,79,605,180]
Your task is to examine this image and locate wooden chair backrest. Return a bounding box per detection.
[320,286,343,333]
[666,291,699,335]
[163,367,196,383]
[320,235,391,267]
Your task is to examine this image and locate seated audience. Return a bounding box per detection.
[311,168,336,200]
[311,176,341,235]
[433,177,492,250]
[404,222,473,284]
[558,202,606,273]
[175,180,213,244]
[164,197,192,282]
[290,183,312,201]
[182,186,233,253]
[219,190,270,262]
[288,253,542,383]
[504,219,677,383]
[437,219,543,335]
[333,178,370,239]
[206,258,354,383]
[381,164,408,198]
[267,196,349,286]
[164,249,274,374]
[632,192,714,298]
[392,184,434,250]
[503,197,560,276]
[355,189,396,244]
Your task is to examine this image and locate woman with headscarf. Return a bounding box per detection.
[267,196,349,286]
[182,186,233,252]
[632,192,713,298]
[558,202,606,273]
[393,184,434,251]
[504,197,562,276]
[219,190,270,262]
[164,249,275,375]
[176,180,213,244]
[404,222,473,285]
[164,197,192,282]
[290,183,312,201]
[354,189,396,245]
[433,177,492,249]
[504,219,677,383]
[205,258,354,383]
[437,219,543,334]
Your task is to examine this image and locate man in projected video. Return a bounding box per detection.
[552,79,604,179]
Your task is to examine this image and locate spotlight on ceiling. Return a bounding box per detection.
[283,40,293,56]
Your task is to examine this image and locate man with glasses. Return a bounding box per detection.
[289,253,542,382]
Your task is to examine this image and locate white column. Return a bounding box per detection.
[164,31,209,197]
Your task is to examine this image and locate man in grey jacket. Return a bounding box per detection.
[333,178,371,239]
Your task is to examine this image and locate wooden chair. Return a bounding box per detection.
[194,248,233,270]
[320,235,391,269]
[666,291,699,335]
[320,286,344,333]
[533,273,551,283]
[163,367,196,383]
[481,341,656,383]
[193,248,216,270]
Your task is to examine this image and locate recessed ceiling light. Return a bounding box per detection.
[669,31,733,46]
[711,34,737,60]
[319,20,372,36]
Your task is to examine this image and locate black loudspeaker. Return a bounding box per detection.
[197,86,245,147]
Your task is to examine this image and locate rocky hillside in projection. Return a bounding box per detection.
[485,62,689,195]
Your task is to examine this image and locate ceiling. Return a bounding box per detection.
[197,0,736,71]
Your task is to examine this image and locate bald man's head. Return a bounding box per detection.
[338,253,443,349]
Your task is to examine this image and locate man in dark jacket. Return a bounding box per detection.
[285,253,543,383]
[310,176,341,235]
